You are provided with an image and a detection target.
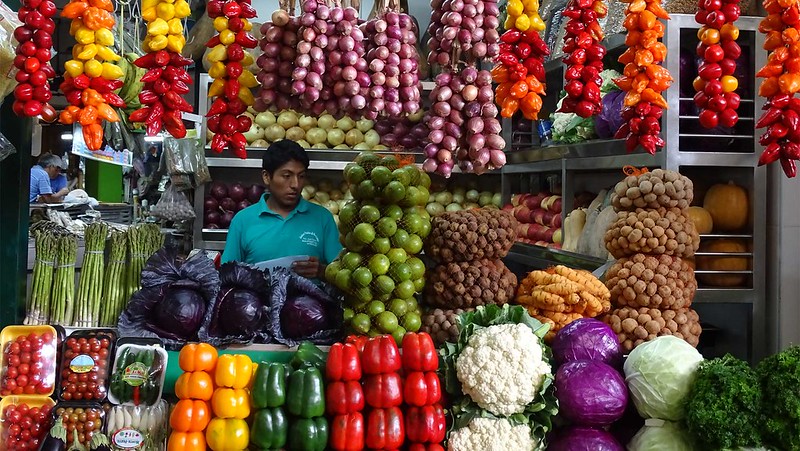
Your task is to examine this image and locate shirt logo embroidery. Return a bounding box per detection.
[300,231,320,247]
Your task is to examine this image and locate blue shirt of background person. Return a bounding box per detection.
[51,174,67,193]
[221,140,342,280]
[29,154,69,203]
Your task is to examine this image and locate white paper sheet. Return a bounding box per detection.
[253,255,310,272]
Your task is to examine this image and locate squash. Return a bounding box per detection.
[687,206,714,234]
[695,239,749,287]
[561,208,587,252]
[702,182,749,231]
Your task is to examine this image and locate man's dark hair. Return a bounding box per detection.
[262,140,310,174]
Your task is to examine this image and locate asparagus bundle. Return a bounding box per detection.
[24,230,58,325]
[73,222,108,327]
[100,231,128,326]
[126,224,164,298]
[50,234,78,326]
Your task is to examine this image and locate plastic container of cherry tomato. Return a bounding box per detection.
[58,331,115,403]
[0,395,55,451]
[52,402,105,448]
[108,338,168,407]
[0,325,59,398]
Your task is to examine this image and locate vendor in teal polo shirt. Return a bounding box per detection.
[221,140,342,279]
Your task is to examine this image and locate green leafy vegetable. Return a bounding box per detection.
[684,354,762,450]
[757,345,800,450]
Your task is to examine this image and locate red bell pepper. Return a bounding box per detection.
[402,333,438,372]
[362,336,401,375]
[346,335,368,354]
[366,407,404,450]
[326,343,362,382]
[403,372,442,407]
[405,404,446,444]
[364,373,403,409]
[408,444,445,451]
[326,380,365,415]
[329,413,365,451]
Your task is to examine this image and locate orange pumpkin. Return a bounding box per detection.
[687,206,714,234]
[696,239,749,287]
[702,182,749,231]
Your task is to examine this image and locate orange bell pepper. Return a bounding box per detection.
[175,371,215,401]
[83,122,104,151]
[179,343,218,373]
[170,399,211,433]
[500,97,519,118]
[510,80,529,99]
[759,76,781,97]
[168,432,206,451]
[61,1,88,19]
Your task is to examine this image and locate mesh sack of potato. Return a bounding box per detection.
[605,208,699,259]
[611,169,694,211]
[424,209,517,263]
[420,307,474,346]
[425,259,517,308]
[605,254,697,310]
[515,265,612,341]
[603,306,702,352]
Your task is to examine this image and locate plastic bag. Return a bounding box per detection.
[0,131,16,164]
[164,133,211,190]
[0,3,23,103]
[269,267,343,346]
[151,184,196,222]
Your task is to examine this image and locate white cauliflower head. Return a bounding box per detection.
[455,323,552,416]
[447,417,537,451]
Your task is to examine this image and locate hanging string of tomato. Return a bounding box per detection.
[693,0,741,129]
[755,0,800,177]
[558,0,607,118]
[12,0,57,120]
[58,0,126,151]
[128,0,194,138]
[205,0,259,158]
[613,0,672,154]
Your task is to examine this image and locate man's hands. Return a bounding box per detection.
[292,256,322,279]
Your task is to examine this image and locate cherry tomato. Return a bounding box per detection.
[9,343,20,355]
[5,379,17,392]
[6,367,19,379]
[19,352,31,364]
[6,409,21,423]
[721,75,738,92]
[699,27,720,45]
[699,109,719,128]
[41,333,53,343]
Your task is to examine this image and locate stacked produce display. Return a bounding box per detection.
[326,152,431,340]
[325,343,364,450]
[169,343,215,450]
[10,0,57,120]
[508,192,564,246]
[602,169,703,351]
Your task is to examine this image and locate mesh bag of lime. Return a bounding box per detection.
[325,152,432,338]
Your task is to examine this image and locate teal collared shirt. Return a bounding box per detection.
[221,195,342,269]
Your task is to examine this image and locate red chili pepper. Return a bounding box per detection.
[757,107,784,128]
[154,79,171,95]
[329,413,365,451]
[326,380,365,415]
[226,43,245,62]
[408,444,445,451]
[575,100,596,117]
[230,132,248,159]
[146,101,164,125]
[224,79,241,101]
[163,110,187,138]
[515,42,532,59]
[211,133,228,153]
[146,116,162,137]
[759,142,782,166]
[781,156,798,177]
[170,52,193,67]
[138,89,158,105]
[173,80,191,95]
[403,372,442,407]
[362,336,401,375]
[208,98,229,117]
[235,31,258,48]
[366,407,404,450]
[500,29,522,43]
[565,65,583,80]
[140,68,163,84]
[103,92,126,108]
[326,343,362,382]
[405,404,446,445]
[565,79,584,99]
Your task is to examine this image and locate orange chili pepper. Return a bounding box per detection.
[778,0,795,9]
[759,14,785,33]
[59,110,76,125]
[82,123,104,151]
[510,80,529,99]
[624,63,642,78]
[78,106,98,126]
[779,73,800,94]
[526,76,545,95]
[61,1,88,19]
[619,47,636,64]
[625,31,642,47]
[787,58,800,74]
[640,30,660,49]
[628,0,646,12]
[641,88,668,109]
[638,10,657,30]
[520,92,542,120]
[770,46,790,63]
[758,63,785,77]
[764,31,784,50]
[624,92,642,107]
[764,0,783,13]
[646,64,672,82]
[623,14,640,31]
[83,7,114,30]
[491,66,510,83]
[634,49,655,66]
[646,1,670,20]
[495,82,512,102]
[614,76,634,91]
[633,73,650,93]
[649,42,667,61]
[89,0,114,11]
[500,97,519,118]
[97,103,120,122]
[783,27,800,44]
[81,89,104,107]
[653,21,665,36]
[759,76,781,97]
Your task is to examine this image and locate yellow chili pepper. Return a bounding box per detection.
[142,7,157,22]
[147,35,169,51]
[101,62,124,80]
[214,355,253,389]
[205,418,249,451]
[168,18,183,35]
[167,34,186,53]
[65,60,84,78]
[77,43,98,61]
[208,62,227,80]
[220,29,236,46]
[175,0,191,18]
[96,45,120,62]
[84,59,103,78]
[75,27,96,44]
[214,17,229,32]
[207,44,228,63]
[508,0,524,15]
[157,3,176,20]
[208,79,226,97]
[147,18,169,36]
[94,28,114,46]
[211,388,251,419]
[237,87,255,106]
[239,70,259,88]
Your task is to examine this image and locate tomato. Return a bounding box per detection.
[706,10,726,28]
[719,108,739,127]
[4,379,17,392]
[699,109,719,128]
[6,367,18,379]
[100,338,110,349]
[19,353,31,364]
[699,27,721,45]
[17,363,29,375]
[721,75,738,92]
[725,92,741,109]
[9,343,20,355]
[6,409,21,423]
[704,79,723,96]
[41,333,53,343]
[719,58,736,76]
[704,44,725,63]
[16,375,28,387]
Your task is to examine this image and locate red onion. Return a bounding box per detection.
[256,11,299,112]
[464,101,481,118]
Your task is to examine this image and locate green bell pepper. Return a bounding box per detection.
[250,407,287,450]
[290,342,326,371]
[252,362,287,409]
[287,367,325,418]
[287,416,327,451]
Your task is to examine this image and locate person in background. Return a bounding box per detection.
[29,153,69,203]
[221,140,342,280]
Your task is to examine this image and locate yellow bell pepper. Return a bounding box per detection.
[168,18,183,35]
[213,17,229,32]
[208,79,225,97]
[96,45,121,62]
[84,59,103,78]
[65,59,84,78]
[75,27,96,44]
[508,0,524,16]
[219,29,236,46]
[142,6,157,22]
[148,35,169,51]
[211,388,250,419]
[157,3,175,20]
[77,43,98,60]
[175,0,191,18]
[167,34,186,53]
[205,418,249,451]
[207,44,228,63]
[147,18,169,36]
[239,70,259,89]
[214,355,253,389]
[208,62,227,80]
[101,62,124,80]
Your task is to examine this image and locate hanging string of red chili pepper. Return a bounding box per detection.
[12,0,57,120]
[558,0,608,118]
[613,0,673,154]
[755,0,800,177]
[58,0,126,151]
[693,0,742,129]
[492,29,550,120]
[205,0,259,159]
[128,0,194,138]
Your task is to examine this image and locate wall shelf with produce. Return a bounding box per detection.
[499,15,767,363]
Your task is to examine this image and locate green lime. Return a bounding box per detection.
[344,233,366,252]
[415,186,431,206]
[401,312,422,332]
[380,154,400,168]
[325,261,341,283]
[365,300,385,317]
[375,275,396,296]
[387,248,408,264]
[347,298,369,312]
[352,267,373,287]
[338,201,359,227]
[355,180,376,200]
[382,181,407,204]
[387,298,409,317]
[383,205,404,221]
[389,262,412,282]
[400,186,420,207]
[413,277,426,292]
[391,325,407,344]
[371,237,391,254]
[375,311,399,333]
[391,229,410,248]
[402,234,423,254]
[405,297,419,313]
[350,313,372,334]
[359,205,381,223]
[376,292,392,302]
[342,252,363,271]
[394,280,416,299]
[403,214,423,234]
[353,287,373,303]
[402,164,420,185]
[370,166,393,187]
[367,328,382,338]
[355,151,380,166]
[418,171,431,189]
[344,163,367,185]
[343,308,355,322]
[368,254,391,276]
[407,257,426,279]
[334,269,352,291]
[377,217,398,237]
[353,223,376,244]
[392,168,411,186]
[418,219,432,239]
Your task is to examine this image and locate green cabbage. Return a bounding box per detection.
[628,420,695,451]
[623,336,703,421]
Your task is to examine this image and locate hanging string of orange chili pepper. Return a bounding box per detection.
[755,0,800,177]
[612,0,673,154]
[493,29,549,120]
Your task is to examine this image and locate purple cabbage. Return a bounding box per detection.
[549,426,624,451]
[595,91,625,139]
[269,267,343,346]
[552,318,622,367]
[556,360,628,427]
